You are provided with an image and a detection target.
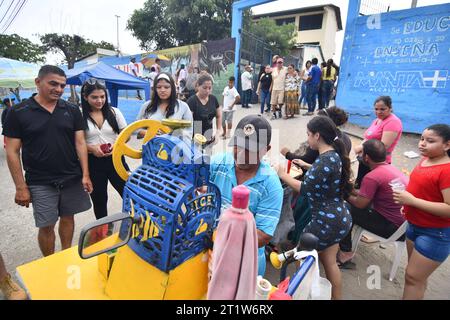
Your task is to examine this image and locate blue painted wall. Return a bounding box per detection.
[337,3,450,133]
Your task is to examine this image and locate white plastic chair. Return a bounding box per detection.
[351,221,408,281]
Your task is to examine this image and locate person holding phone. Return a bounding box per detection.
[81,78,128,220]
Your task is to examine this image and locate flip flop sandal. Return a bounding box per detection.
[361,235,380,244]
[337,259,357,270]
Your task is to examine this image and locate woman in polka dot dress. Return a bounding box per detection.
[277,116,353,300]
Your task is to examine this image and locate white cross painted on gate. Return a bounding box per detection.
[427,57,437,65]
[423,71,447,88]
[362,57,371,68]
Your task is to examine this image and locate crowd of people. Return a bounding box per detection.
[245,55,340,120]
[133,54,339,125]
[277,97,449,300]
[0,59,448,301]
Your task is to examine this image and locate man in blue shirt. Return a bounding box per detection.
[304,58,322,116]
[210,115,283,276]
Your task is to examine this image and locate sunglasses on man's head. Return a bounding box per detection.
[84,78,106,87]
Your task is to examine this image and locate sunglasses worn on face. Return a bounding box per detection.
[84,78,106,87]
[277,61,283,64]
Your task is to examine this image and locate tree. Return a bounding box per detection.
[127,0,251,50]
[40,34,115,103]
[40,33,115,69]
[247,18,297,56]
[165,0,233,46]
[127,0,175,51]
[0,34,45,63]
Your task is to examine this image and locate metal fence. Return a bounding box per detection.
[239,30,299,102]
[360,0,391,15]
[240,30,273,71]
[240,29,299,70]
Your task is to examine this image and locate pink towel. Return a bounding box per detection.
[207,208,258,300]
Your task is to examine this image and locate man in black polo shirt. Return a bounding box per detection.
[3,65,93,257]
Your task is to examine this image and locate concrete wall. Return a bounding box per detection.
[294,9,337,59]
[336,3,450,133]
[321,7,339,60]
[255,6,340,62]
[301,46,324,66]
[294,8,339,60]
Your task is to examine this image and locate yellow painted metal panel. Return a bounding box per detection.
[16,245,210,300]
[105,245,168,300]
[16,247,109,300]
[164,251,209,300]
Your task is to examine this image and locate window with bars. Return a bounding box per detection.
[299,14,324,31]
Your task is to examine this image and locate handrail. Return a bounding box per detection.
[286,255,316,296]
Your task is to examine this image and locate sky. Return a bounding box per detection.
[2,0,448,64]
[3,0,147,63]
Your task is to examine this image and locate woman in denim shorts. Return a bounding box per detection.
[394,124,450,300]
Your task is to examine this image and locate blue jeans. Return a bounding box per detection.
[406,223,450,263]
[306,83,319,113]
[242,89,252,107]
[321,80,334,108]
[260,90,271,114]
[258,247,266,276]
[299,82,308,105]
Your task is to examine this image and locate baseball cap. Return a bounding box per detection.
[228,115,272,152]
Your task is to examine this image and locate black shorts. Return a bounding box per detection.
[29,180,92,228]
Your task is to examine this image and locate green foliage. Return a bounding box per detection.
[0,34,45,63]
[40,33,115,69]
[247,18,297,56]
[127,0,175,51]
[166,0,233,46]
[127,0,252,50]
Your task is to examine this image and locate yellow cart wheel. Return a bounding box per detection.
[113,120,171,181]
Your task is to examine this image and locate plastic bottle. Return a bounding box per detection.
[268,278,292,300]
[255,276,272,300]
[207,185,258,300]
[231,185,250,210]
[389,177,406,192]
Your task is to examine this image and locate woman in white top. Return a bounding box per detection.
[81,78,128,220]
[137,72,193,137]
[298,60,312,109]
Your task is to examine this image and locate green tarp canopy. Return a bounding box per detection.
[0,57,40,89]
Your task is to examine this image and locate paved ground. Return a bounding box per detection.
[0,104,448,300]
